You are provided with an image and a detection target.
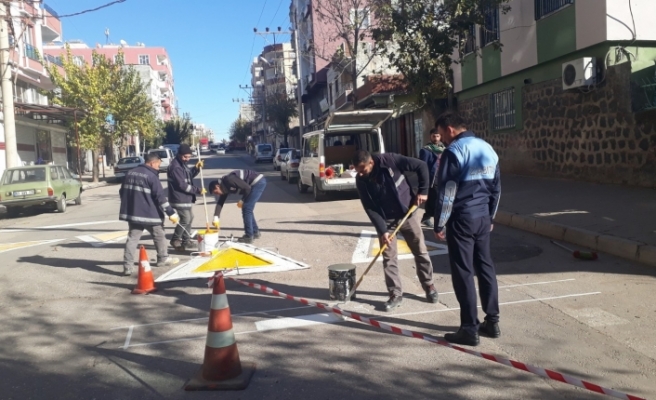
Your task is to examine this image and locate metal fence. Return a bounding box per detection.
[43,3,59,17]
[45,53,63,67]
[481,7,500,47]
[535,0,573,20]
[491,88,516,131]
[25,44,38,61]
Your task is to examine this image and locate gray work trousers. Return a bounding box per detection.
[382,212,434,296]
[171,208,194,244]
[123,222,169,269]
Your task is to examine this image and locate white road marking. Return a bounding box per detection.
[352,230,448,264]
[0,220,119,233]
[119,292,600,349]
[436,278,576,296]
[254,312,343,332]
[123,326,133,349]
[0,239,64,254]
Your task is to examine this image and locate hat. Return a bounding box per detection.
[178,144,192,155]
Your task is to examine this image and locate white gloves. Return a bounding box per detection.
[169,213,180,224]
[212,216,220,228]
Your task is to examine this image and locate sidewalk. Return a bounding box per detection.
[495,174,656,267]
[80,168,116,190]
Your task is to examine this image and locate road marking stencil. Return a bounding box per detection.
[352,230,448,263]
[77,231,128,247]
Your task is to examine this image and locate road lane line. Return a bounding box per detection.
[0,239,63,254]
[436,278,576,296]
[122,326,133,349]
[254,312,342,332]
[0,220,119,233]
[119,292,600,349]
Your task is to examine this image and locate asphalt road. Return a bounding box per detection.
[0,151,654,400]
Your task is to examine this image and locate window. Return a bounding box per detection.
[463,25,477,54]
[50,167,60,180]
[3,168,46,184]
[113,54,124,64]
[138,55,150,65]
[535,0,573,20]
[350,8,370,29]
[73,56,84,66]
[481,6,500,46]
[328,82,333,104]
[490,88,516,131]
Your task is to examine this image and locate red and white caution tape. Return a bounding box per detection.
[226,276,645,400]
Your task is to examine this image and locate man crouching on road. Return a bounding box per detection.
[119,152,180,276]
[208,169,267,244]
[352,150,438,311]
[167,143,206,251]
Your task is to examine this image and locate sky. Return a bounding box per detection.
[47,0,293,141]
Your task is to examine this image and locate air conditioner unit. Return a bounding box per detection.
[562,57,596,90]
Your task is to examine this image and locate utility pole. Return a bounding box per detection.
[1,2,18,169]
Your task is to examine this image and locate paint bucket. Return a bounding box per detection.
[328,264,357,301]
[197,229,219,253]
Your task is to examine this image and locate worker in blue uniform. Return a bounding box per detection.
[433,111,501,346]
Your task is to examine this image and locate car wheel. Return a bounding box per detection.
[6,207,20,218]
[287,171,294,184]
[281,169,286,180]
[297,176,309,193]
[75,192,82,205]
[313,179,327,202]
[56,195,67,213]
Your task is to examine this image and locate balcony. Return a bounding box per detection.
[41,4,62,42]
[25,44,39,61]
[44,54,63,67]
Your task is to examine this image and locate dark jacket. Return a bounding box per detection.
[355,153,429,236]
[213,169,265,217]
[434,131,501,233]
[167,156,201,210]
[119,164,175,225]
[419,143,445,186]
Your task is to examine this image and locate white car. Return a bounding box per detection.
[147,148,175,173]
[280,149,301,183]
[297,110,391,201]
[254,143,274,163]
[273,148,293,171]
[215,148,226,155]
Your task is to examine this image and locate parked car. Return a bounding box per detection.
[0,165,82,216]
[162,144,180,156]
[254,143,274,163]
[280,149,301,183]
[148,148,175,173]
[113,156,144,181]
[273,148,293,171]
[209,143,219,152]
[297,110,392,201]
[215,147,226,155]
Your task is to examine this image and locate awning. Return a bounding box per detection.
[13,103,87,124]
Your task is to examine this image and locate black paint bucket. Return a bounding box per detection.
[328,264,357,301]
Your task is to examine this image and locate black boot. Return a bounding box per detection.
[444,328,480,346]
[384,294,403,311]
[478,321,500,338]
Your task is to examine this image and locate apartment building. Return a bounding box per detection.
[0,1,71,177]
[453,0,656,187]
[44,41,177,122]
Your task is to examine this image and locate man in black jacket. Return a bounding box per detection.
[167,144,206,251]
[208,169,266,244]
[120,153,180,276]
[352,150,437,311]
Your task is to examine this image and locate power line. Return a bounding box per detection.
[54,0,128,19]
[239,0,269,93]
[268,0,285,27]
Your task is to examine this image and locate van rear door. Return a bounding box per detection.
[324,110,393,133]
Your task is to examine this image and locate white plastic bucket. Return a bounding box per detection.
[197,229,219,253]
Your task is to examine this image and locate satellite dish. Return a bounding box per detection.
[119,39,127,46]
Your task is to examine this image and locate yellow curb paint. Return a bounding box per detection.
[370,238,440,257]
[0,239,63,254]
[93,231,129,242]
[193,248,272,273]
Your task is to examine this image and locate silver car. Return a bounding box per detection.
[273,148,293,171]
[254,143,274,163]
[280,149,301,183]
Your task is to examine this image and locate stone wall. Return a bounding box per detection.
[458,62,656,188]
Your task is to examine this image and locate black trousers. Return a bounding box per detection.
[446,215,499,334]
[422,185,437,221]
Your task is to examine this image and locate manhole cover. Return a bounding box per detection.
[491,234,542,263]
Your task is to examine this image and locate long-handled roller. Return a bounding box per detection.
[344,205,418,303]
[551,240,598,260]
[196,150,211,232]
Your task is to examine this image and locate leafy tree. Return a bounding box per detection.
[372,0,510,105]
[313,0,385,108]
[264,90,298,146]
[162,116,194,145]
[229,118,252,143]
[45,46,120,182]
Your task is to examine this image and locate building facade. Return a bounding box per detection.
[452,0,656,187]
[0,1,71,178]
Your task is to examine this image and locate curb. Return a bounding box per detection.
[494,210,656,268]
[82,181,110,190]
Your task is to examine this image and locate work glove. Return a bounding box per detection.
[200,188,207,195]
[169,213,180,224]
[237,200,244,209]
[195,160,204,169]
[212,216,220,229]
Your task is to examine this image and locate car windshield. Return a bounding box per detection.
[279,148,292,154]
[258,145,272,152]
[151,150,168,159]
[2,167,47,184]
[118,157,141,165]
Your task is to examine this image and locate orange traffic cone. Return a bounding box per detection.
[185,272,255,391]
[132,246,157,295]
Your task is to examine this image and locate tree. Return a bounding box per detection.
[313,0,385,108]
[45,46,121,183]
[162,116,194,145]
[229,119,252,143]
[264,90,298,146]
[373,0,510,106]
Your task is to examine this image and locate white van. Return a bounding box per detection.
[297,110,392,201]
[147,148,175,173]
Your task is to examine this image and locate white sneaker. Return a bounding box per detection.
[157,257,179,266]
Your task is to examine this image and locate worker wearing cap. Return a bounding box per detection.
[433,111,501,347]
[208,169,266,244]
[419,128,446,228]
[119,152,180,276]
[167,143,206,251]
